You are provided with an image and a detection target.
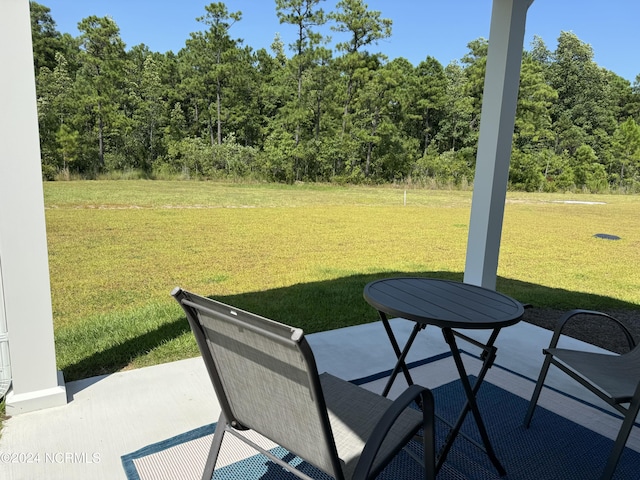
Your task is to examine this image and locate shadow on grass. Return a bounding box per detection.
[61,270,640,382]
[60,317,192,383]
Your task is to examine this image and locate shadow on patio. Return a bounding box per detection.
[1,270,639,479]
[6,271,638,479]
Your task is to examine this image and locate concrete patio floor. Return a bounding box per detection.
[0,319,632,480]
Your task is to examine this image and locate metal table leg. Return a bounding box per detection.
[436,327,506,476]
[379,312,425,397]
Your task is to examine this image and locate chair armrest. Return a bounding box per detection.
[548,309,636,351]
[352,385,435,480]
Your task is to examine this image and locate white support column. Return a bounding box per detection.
[1,0,66,414]
[464,0,534,289]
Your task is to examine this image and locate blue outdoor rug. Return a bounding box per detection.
[122,369,640,480]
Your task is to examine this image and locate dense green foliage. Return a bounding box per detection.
[32,1,640,191]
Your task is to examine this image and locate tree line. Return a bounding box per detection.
[31,0,640,192]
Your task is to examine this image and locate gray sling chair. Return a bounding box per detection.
[172,288,436,480]
[523,309,640,480]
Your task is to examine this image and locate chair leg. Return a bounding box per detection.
[202,413,228,480]
[524,354,553,428]
[600,384,640,480]
[422,390,436,480]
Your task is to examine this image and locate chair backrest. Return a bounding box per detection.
[172,288,344,478]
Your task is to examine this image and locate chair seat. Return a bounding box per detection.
[547,348,640,404]
[320,373,423,480]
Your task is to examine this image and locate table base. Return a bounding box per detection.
[379,313,507,476]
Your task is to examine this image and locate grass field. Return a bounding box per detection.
[43,181,640,381]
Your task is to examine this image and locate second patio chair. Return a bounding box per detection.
[524,309,640,480]
[172,287,436,480]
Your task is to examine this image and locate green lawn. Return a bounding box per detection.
[44,181,640,381]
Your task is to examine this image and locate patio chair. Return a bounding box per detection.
[172,287,436,480]
[523,309,640,480]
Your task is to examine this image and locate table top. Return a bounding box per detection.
[363,277,524,329]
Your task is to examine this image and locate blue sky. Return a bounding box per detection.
[40,0,639,82]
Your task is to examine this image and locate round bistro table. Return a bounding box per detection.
[363,277,525,476]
